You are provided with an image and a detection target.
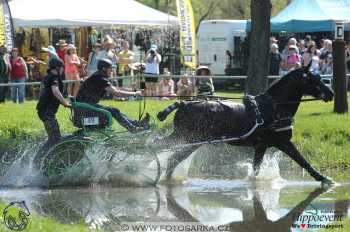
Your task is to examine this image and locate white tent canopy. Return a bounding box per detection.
[9,0,179,27]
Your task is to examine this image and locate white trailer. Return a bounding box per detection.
[197,20,247,76]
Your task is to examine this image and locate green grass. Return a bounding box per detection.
[0,202,98,232]
[0,92,350,171]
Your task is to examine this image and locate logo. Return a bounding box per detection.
[292,204,344,230]
[3,201,30,231]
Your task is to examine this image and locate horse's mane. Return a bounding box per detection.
[266,68,303,95]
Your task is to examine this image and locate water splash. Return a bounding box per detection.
[0,138,164,187]
[0,136,285,187]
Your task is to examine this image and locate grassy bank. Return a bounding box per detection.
[0,93,350,171]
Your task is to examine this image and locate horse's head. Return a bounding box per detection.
[299,63,334,102]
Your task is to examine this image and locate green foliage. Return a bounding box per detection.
[136,0,289,29]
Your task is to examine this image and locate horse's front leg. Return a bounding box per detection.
[275,140,334,186]
[253,144,267,176]
[166,146,199,180]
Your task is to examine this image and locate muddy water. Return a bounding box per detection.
[0,180,349,232]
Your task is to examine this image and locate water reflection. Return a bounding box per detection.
[0,181,348,231]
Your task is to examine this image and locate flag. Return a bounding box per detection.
[176,0,197,69]
[0,0,14,50]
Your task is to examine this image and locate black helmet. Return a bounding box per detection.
[48,58,64,69]
[97,58,112,71]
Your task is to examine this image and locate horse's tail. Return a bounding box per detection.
[157,102,181,121]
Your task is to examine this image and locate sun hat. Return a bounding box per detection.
[42,45,58,56]
[56,39,68,46]
[271,43,279,49]
[67,44,77,51]
[288,45,298,50]
[196,65,212,75]
[150,44,158,51]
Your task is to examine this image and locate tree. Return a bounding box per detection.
[246,0,272,95]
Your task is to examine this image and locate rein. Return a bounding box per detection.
[140,95,322,105]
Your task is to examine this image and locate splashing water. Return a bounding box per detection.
[237,151,285,183]
[0,135,286,187]
[0,138,164,187]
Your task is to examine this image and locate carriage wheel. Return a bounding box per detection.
[41,139,92,186]
[106,141,161,186]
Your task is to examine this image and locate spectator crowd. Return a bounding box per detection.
[0,32,198,104]
[269,35,348,77]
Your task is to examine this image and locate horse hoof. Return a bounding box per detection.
[321,177,337,188]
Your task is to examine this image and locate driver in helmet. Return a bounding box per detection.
[37,58,70,147]
[76,58,150,133]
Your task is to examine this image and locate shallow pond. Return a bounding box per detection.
[0,179,349,232]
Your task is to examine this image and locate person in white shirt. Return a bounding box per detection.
[144,45,161,96]
[158,71,176,100]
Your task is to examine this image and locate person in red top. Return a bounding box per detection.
[55,39,67,63]
[10,47,28,103]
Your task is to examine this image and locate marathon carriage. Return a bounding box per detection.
[35,99,161,187]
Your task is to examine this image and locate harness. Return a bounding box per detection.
[243,95,264,126]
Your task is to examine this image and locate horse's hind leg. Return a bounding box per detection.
[166,146,199,180]
[253,144,267,176]
[276,140,334,185]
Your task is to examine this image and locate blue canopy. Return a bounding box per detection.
[247,0,350,32]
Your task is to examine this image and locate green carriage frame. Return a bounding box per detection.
[39,101,161,187]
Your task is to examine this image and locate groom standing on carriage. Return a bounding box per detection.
[75,59,150,133]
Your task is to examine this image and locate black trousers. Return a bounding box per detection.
[38,109,61,147]
[0,76,8,102]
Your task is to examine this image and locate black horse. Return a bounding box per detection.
[157,65,334,186]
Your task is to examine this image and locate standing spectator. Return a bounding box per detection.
[158,71,176,100]
[144,45,161,96]
[298,39,306,57]
[42,45,59,63]
[87,43,102,76]
[320,40,332,61]
[281,45,302,74]
[321,53,333,75]
[304,35,312,48]
[269,36,278,46]
[55,39,68,63]
[282,37,299,59]
[177,74,193,97]
[64,44,81,97]
[303,41,321,72]
[118,41,134,88]
[269,43,282,76]
[195,66,214,96]
[0,45,11,103]
[346,42,350,89]
[346,42,350,73]
[225,50,233,75]
[10,48,28,104]
[100,36,118,78]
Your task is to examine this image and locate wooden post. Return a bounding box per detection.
[333,39,348,113]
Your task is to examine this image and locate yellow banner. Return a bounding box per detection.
[0,0,13,50]
[176,0,197,69]
[0,2,5,46]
